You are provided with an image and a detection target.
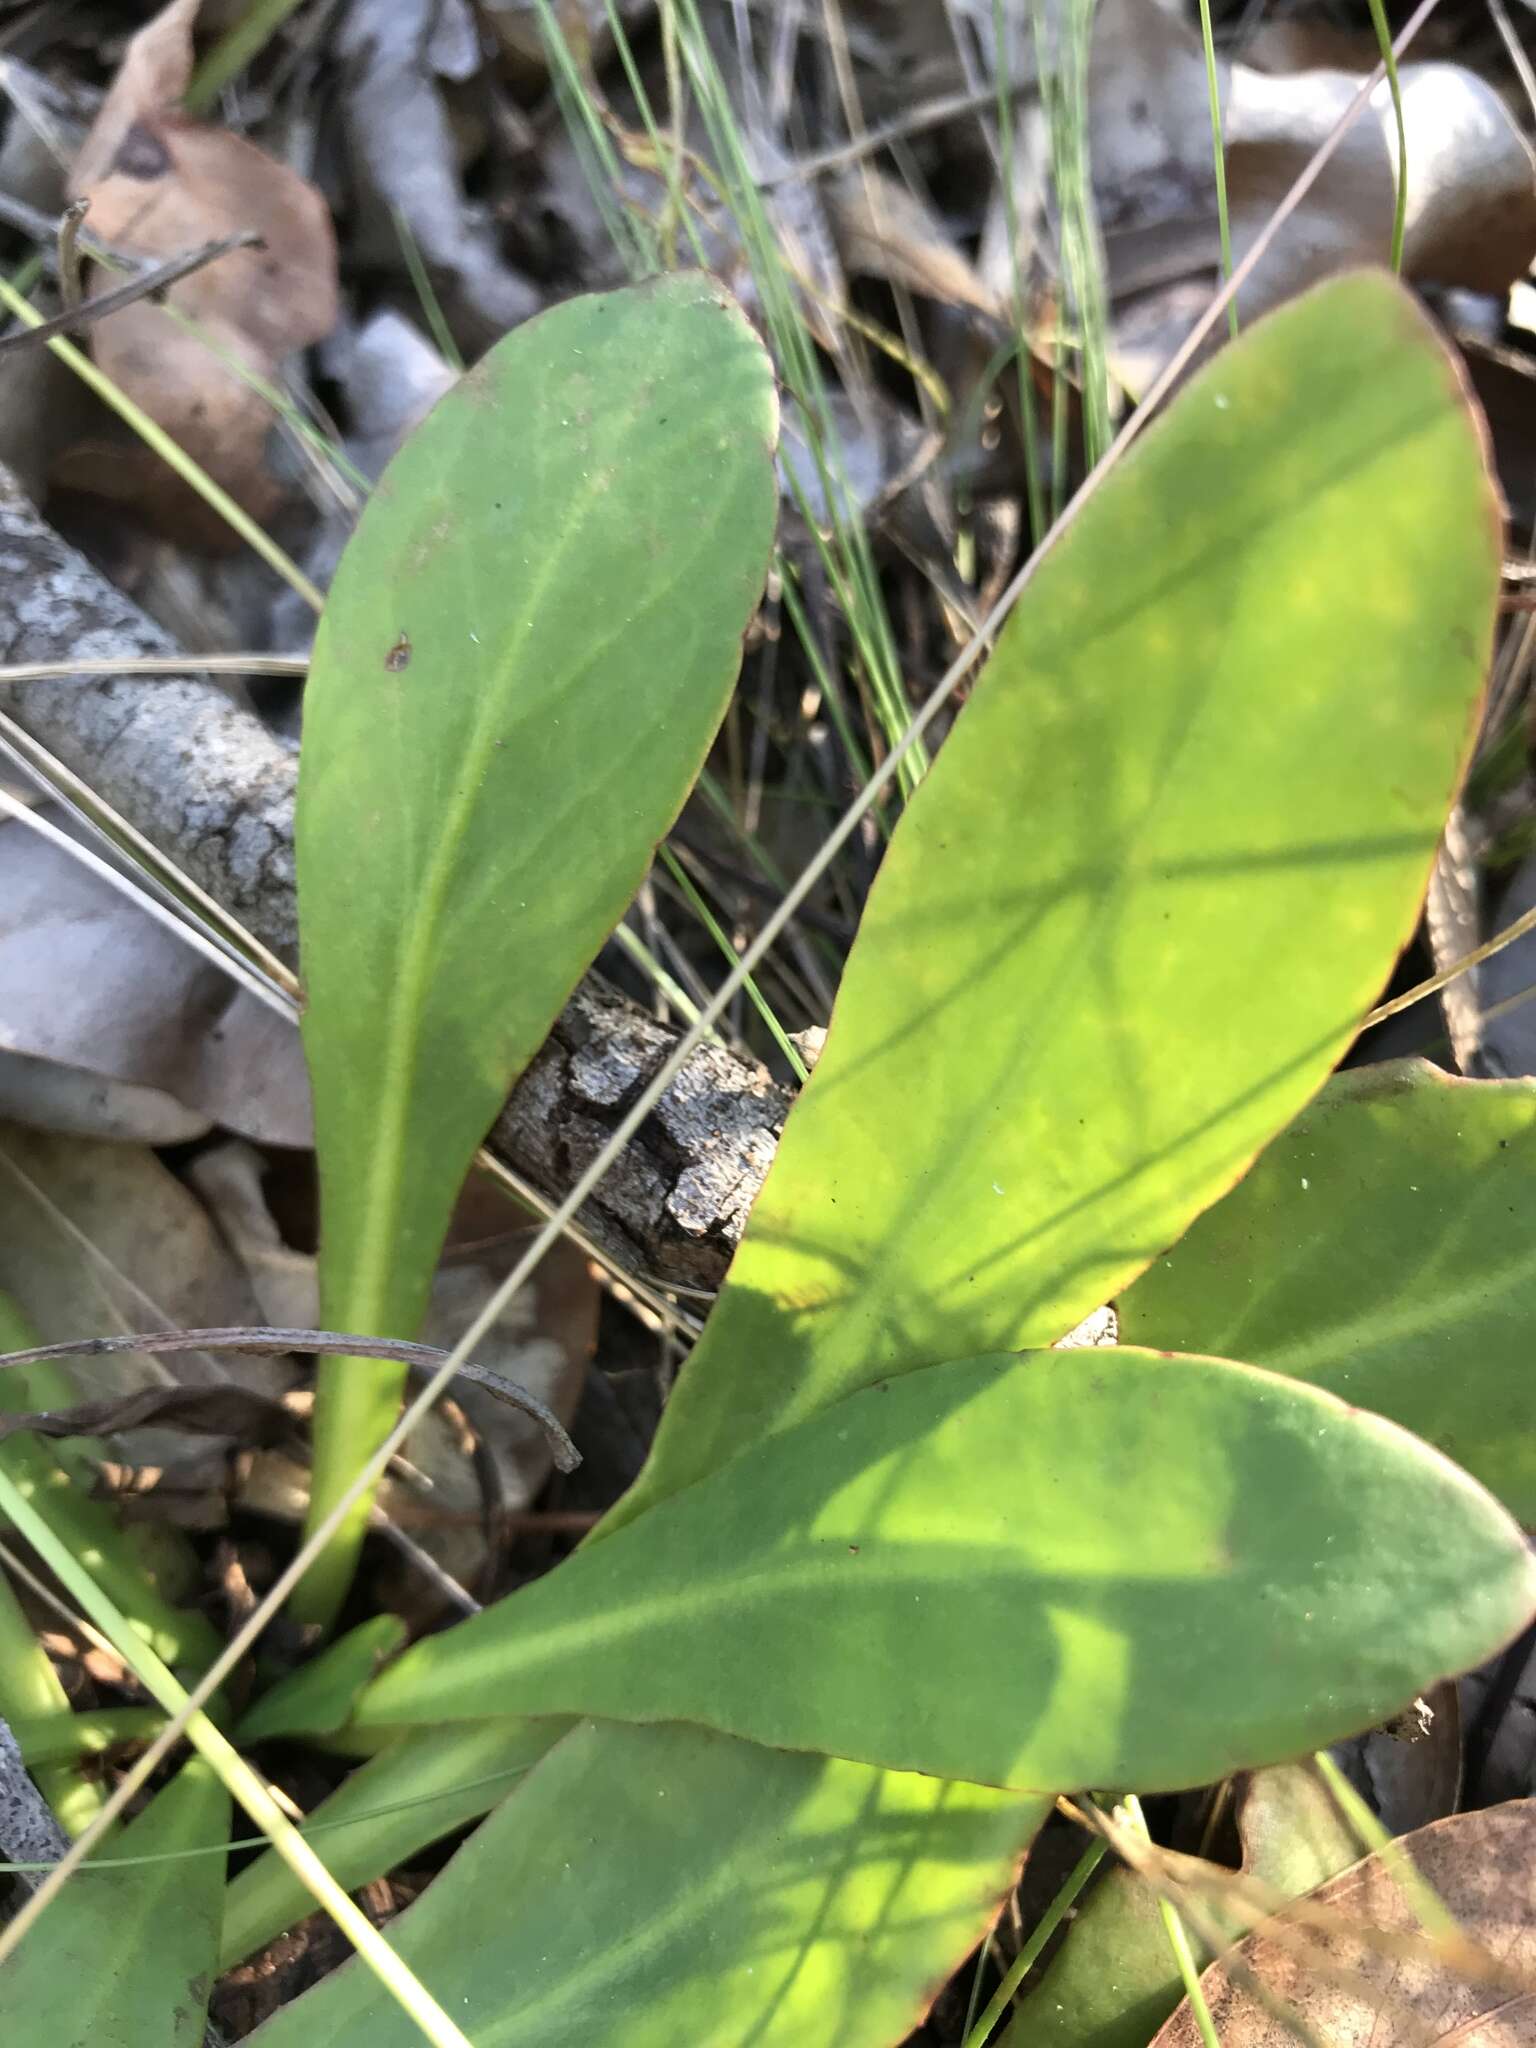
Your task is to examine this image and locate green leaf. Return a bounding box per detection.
[244,1721,1047,2048]
[236,1614,408,1745]
[0,1559,101,1833]
[3,1757,227,2048]
[295,271,778,1617]
[0,1291,218,1671]
[355,1349,1536,1791]
[220,1719,561,1968]
[8,1706,163,1768]
[1000,1859,1180,2048]
[331,274,1502,2048]
[1118,1059,1536,1520]
[608,271,1500,1534]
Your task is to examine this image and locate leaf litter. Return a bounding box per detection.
[57,0,338,537]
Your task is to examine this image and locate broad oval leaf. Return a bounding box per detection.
[2,1757,227,2048]
[355,1348,1536,1792]
[295,271,778,1613]
[244,1720,1047,2048]
[331,275,1500,2048]
[609,270,1501,1532]
[1119,1058,1536,1519]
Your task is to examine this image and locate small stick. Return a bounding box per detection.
[0,190,135,274]
[54,198,89,313]
[0,231,264,357]
[0,1327,580,1473]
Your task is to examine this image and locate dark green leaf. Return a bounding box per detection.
[236,1615,408,1745]
[220,1720,561,1969]
[356,1350,1536,1792]
[1119,1059,1536,1519]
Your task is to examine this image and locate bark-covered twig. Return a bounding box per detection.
[0,466,789,1289]
[0,1717,69,1904]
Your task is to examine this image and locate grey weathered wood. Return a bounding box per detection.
[0,468,787,1290]
[0,1715,67,1909]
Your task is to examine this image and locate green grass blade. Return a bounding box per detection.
[1194,0,1238,336]
[183,0,308,114]
[1367,0,1410,270]
[0,1563,102,1834]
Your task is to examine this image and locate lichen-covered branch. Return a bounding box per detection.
[494,982,789,1291]
[0,466,786,1290]
[0,1718,68,1909]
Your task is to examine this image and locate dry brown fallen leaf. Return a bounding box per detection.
[826,165,1003,320]
[1154,1802,1536,2048]
[56,0,337,541]
[0,1380,293,1447]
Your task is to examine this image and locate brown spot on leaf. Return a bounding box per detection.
[385,633,411,672]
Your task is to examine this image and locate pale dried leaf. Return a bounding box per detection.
[69,0,199,188]
[827,166,1002,317]
[1154,1803,1536,2048]
[336,0,538,348]
[0,810,310,1147]
[62,0,338,534]
[0,1122,277,1403]
[1377,65,1536,293]
[330,309,458,483]
[186,1140,320,1330]
[1077,0,1530,393]
[1476,854,1536,1080]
